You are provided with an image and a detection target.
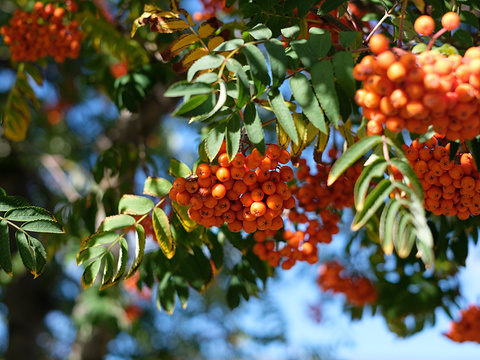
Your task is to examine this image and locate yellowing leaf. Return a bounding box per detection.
[409,0,425,11]
[173,48,209,73]
[162,33,200,60]
[208,36,225,51]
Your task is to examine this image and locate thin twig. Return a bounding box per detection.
[397,0,408,47]
[364,0,401,45]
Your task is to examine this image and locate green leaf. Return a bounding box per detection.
[339,31,362,50]
[173,94,211,116]
[113,237,128,282]
[187,54,225,81]
[169,159,192,178]
[268,89,299,145]
[246,23,272,40]
[29,236,46,277]
[281,25,300,39]
[449,141,460,161]
[243,103,265,153]
[174,275,189,309]
[264,39,287,87]
[172,202,198,232]
[311,60,340,126]
[24,64,43,86]
[333,51,356,98]
[0,196,31,212]
[308,27,332,58]
[100,251,115,290]
[226,58,250,109]
[213,39,244,51]
[157,271,176,314]
[0,220,12,275]
[0,188,5,196]
[317,0,348,15]
[16,231,34,274]
[81,231,119,250]
[143,177,173,197]
[81,259,102,289]
[226,113,242,161]
[289,73,327,134]
[76,246,107,266]
[4,206,54,222]
[328,135,382,186]
[125,223,146,279]
[390,158,424,198]
[206,121,227,161]
[354,158,388,211]
[352,178,395,231]
[99,215,136,232]
[394,213,415,258]
[466,138,480,172]
[21,219,64,234]
[153,208,175,259]
[290,39,316,70]
[379,198,402,255]
[164,81,213,97]
[243,43,271,95]
[118,195,154,215]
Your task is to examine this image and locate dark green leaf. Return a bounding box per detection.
[206,121,227,161]
[187,54,225,81]
[173,94,211,116]
[0,196,30,212]
[113,237,128,282]
[243,43,271,95]
[174,275,189,309]
[4,206,54,222]
[264,39,287,87]
[21,219,64,234]
[308,27,331,58]
[352,178,395,231]
[100,251,115,290]
[333,51,356,98]
[317,0,348,15]
[143,177,172,197]
[290,39,316,70]
[118,195,154,215]
[246,23,272,40]
[339,31,362,50]
[164,81,213,97]
[466,138,480,172]
[449,141,460,161]
[328,135,382,186]
[297,0,317,16]
[76,246,107,266]
[0,220,12,275]
[289,73,327,134]
[126,223,146,279]
[157,271,176,314]
[311,60,340,126]
[169,159,193,178]
[153,208,175,259]
[99,215,136,232]
[81,259,102,289]
[226,58,250,109]
[268,89,299,145]
[226,113,242,161]
[243,103,265,153]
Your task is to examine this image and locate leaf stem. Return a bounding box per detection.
[364,0,401,45]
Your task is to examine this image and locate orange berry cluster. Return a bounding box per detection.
[403,137,480,219]
[317,261,377,307]
[445,305,480,344]
[251,157,362,270]
[354,34,480,142]
[169,144,295,233]
[1,2,81,63]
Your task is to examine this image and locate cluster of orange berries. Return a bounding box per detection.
[354,12,480,142]
[1,2,82,62]
[252,155,362,270]
[169,144,295,234]
[445,305,480,343]
[193,0,233,21]
[317,261,377,307]
[403,136,480,219]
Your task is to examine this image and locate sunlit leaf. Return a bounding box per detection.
[311,60,340,126]
[81,259,102,289]
[118,195,154,215]
[143,177,173,198]
[125,224,146,279]
[99,215,136,232]
[268,89,299,145]
[153,208,175,259]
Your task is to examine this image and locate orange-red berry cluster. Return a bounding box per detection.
[317,261,377,307]
[169,144,295,233]
[445,305,480,343]
[1,2,81,62]
[403,137,480,219]
[354,33,480,142]
[251,157,361,270]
